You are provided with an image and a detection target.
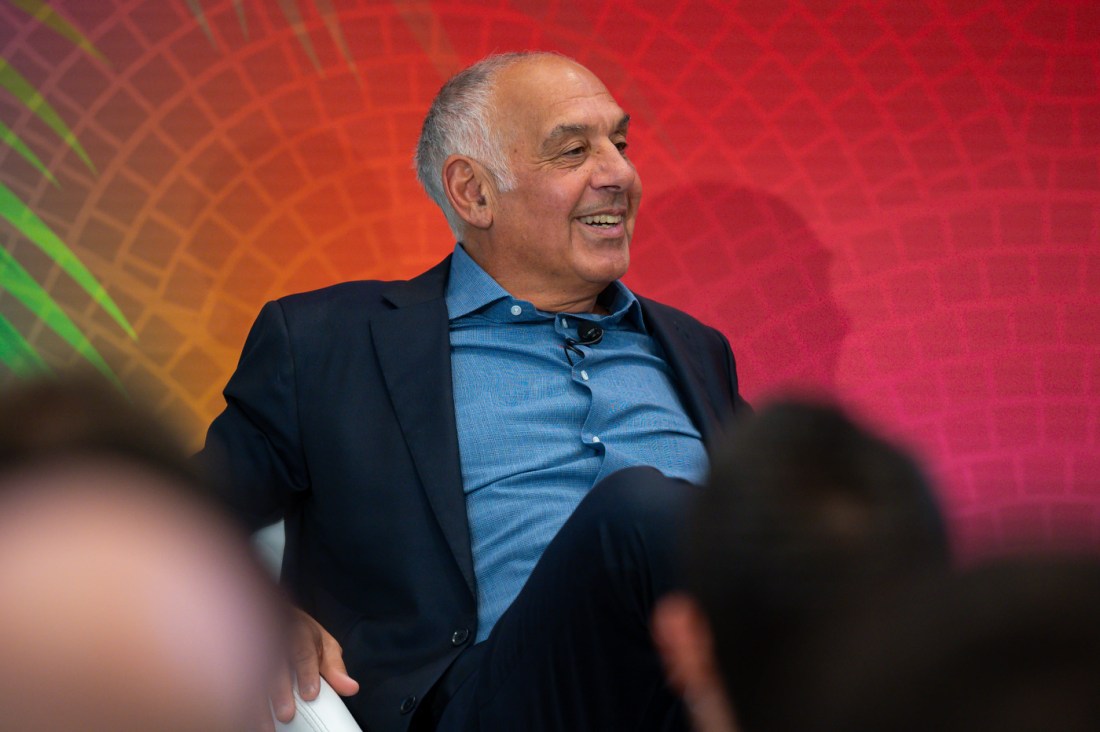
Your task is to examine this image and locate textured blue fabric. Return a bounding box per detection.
[445,245,708,641]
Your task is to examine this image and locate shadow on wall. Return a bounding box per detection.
[627,182,848,401]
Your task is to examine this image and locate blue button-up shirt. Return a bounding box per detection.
[446,245,708,641]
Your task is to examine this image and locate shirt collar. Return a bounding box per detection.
[446,244,511,320]
[445,243,646,330]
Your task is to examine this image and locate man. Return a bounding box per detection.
[652,400,950,732]
[200,51,747,731]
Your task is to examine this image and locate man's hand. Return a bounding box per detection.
[261,607,360,731]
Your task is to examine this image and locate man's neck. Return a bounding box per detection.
[525,291,605,314]
[458,242,610,314]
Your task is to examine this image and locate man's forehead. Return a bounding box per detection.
[497,57,618,108]
[542,114,631,143]
[491,56,628,140]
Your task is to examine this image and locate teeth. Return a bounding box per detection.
[579,214,623,225]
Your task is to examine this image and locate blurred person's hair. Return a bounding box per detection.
[685,398,950,731]
[0,371,209,495]
[782,556,1100,732]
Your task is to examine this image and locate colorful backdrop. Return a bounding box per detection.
[1,0,1097,557]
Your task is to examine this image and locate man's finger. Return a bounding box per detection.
[317,631,360,697]
[269,661,297,724]
[291,613,323,701]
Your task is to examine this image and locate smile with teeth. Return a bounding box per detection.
[578,214,623,227]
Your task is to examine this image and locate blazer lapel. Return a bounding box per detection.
[371,256,476,597]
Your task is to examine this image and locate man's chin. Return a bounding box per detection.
[580,255,630,286]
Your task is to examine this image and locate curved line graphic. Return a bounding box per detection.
[183,0,218,47]
[184,0,360,79]
[314,0,360,83]
[275,0,323,73]
[0,311,48,375]
[0,59,97,174]
[0,245,118,386]
[0,184,135,339]
[0,120,59,186]
[7,0,109,64]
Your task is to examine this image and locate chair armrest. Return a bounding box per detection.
[274,677,362,732]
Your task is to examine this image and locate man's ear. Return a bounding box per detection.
[442,155,494,230]
[652,593,716,694]
[653,593,741,731]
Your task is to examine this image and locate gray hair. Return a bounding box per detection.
[414,52,561,238]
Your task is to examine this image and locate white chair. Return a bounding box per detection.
[256,523,362,731]
[274,678,363,732]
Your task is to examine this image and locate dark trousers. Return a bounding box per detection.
[423,466,696,732]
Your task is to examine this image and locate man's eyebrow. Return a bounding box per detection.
[541,114,632,149]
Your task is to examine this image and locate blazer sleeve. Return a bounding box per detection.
[197,299,309,531]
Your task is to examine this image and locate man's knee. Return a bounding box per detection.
[579,466,697,531]
[564,467,698,594]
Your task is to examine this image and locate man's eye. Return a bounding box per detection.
[616,141,629,153]
[563,146,586,157]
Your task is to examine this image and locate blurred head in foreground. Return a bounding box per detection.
[785,556,1100,732]
[0,374,284,732]
[653,398,950,732]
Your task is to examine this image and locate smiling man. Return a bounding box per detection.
[200,51,748,732]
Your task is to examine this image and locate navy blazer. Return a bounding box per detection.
[200,255,748,732]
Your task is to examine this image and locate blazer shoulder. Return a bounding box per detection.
[636,293,730,346]
[277,280,394,312]
[274,255,452,320]
[251,281,400,347]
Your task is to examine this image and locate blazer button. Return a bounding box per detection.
[451,628,470,646]
[399,695,417,715]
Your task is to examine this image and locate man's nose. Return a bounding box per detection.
[591,143,637,190]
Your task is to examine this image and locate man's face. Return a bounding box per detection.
[479,56,642,310]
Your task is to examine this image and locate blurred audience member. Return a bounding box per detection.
[0,371,203,487]
[782,555,1100,732]
[0,374,285,732]
[653,398,950,732]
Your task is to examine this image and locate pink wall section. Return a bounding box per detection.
[1,0,1097,555]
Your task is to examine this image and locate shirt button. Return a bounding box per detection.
[399,695,417,715]
[580,370,589,381]
[451,628,470,646]
[592,436,601,443]
[510,305,522,316]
